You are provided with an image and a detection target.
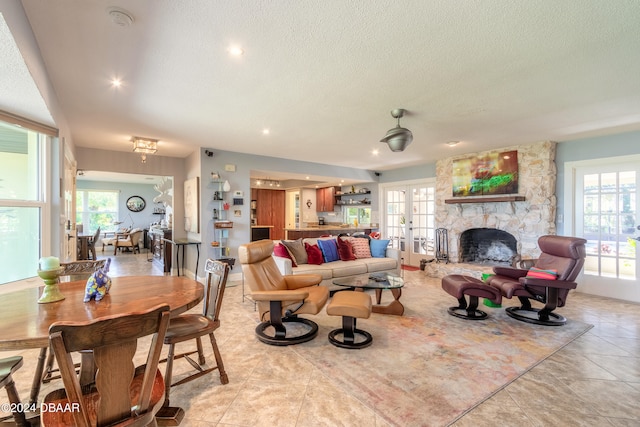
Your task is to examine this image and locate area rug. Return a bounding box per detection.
[401,264,421,271]
[291,276,593,427]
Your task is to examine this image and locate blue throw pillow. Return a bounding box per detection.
[317,238,340,262]
[370,239,390,258]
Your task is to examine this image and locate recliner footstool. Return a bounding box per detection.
[442,274,502,320]
[326,291,373,349]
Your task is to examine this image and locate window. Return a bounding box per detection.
[0,120,46,284]
[76,190,119,234]
[344,207,371,227]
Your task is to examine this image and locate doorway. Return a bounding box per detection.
[382,179,436,266]
[566,156,640,302]
[285,189,300,230]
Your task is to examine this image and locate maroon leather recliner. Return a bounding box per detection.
[486,235,587,326]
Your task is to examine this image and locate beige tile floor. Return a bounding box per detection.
[2,251,639,426]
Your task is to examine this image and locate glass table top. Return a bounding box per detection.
[332,272,404,289]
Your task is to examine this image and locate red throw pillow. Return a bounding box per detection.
[526,267,558,280]
[305,242,324,265]
[337,237,356,261]
[273,243,297,267]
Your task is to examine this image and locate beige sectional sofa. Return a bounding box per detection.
[272,237,401,291]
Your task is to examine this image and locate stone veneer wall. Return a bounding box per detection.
[436,141,557,263]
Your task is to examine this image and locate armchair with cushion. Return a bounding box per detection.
[239,240,329,345]
[111,228,142,255]
[486,235,587,326]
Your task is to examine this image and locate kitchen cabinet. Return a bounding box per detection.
[316,186,337,212]
[254,189,285,240]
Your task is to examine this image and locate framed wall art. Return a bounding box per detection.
[184,177,200,233]
[452,150,518,197]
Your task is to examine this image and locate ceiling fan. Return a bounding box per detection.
[380,108,413,152]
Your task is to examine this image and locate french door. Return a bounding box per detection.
[383,180,436,266]
[570,157,640,302]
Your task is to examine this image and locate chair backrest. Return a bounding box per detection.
[530,235,587,306]
[59,259,106,282]
[534,235,587,282]
[89,227,101,247]
[238,241,290,319]
[49,304,170,427]
[202,259,229,321]
[238,240,287,292]
[130,230,142,244]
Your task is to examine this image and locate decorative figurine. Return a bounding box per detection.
[84,258,112,302]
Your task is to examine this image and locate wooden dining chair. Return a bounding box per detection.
[41,304,170,427]
[0,356,29,426]
[87,227,101,260]
[161,259,230,407]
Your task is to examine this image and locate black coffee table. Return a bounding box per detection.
[332,272,404,315]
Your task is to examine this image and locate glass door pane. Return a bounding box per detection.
[408,185,435,265]
[575,162,639,302]
[385,188,406,256]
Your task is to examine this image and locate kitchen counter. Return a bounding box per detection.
[285,227,375,240]
[251,225,273,241]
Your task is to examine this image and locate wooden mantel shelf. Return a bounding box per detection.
[444,195,526,204]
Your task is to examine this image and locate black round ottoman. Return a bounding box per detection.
[442,274,502,320]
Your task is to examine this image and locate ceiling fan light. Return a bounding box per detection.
[380,109,413,152]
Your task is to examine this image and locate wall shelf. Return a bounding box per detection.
[444,195,526,204]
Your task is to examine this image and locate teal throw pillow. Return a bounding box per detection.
[370,239,390,258]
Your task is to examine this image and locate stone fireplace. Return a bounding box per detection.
[433,141,557,270]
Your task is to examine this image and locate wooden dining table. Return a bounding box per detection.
[0,275,204,424]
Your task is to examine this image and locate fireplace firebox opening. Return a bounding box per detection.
[460,228,517,265]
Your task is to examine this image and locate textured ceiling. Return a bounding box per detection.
[9,1,640,174]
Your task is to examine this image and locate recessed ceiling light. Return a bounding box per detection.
[262,128,270,135]
[227,46,244,56]
[111,78,122,88]
[447,141,460,147]
[305,176,310,180]
[372,148,379,155]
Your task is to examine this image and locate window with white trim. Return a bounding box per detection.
[0,120,47,284]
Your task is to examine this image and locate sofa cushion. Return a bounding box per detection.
[330,260,368,278]
[363,256,398,272]
[337,237,356,261]
[292,263,334,280]
[305,242,324,265]
[370,239,390,258]
[349,237,372,259]
[274,243,296,267]
[282,238,308,265]
[318,238,340,263]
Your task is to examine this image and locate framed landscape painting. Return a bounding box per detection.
[452,150,518,197]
